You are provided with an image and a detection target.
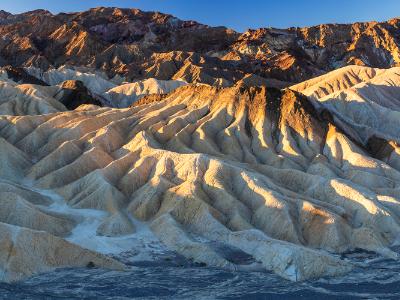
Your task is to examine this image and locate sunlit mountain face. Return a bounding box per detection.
[1,6,400,299]
[1,8,400,86]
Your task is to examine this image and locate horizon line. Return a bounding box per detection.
[2,6,400,33]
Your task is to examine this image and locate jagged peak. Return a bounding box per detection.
[0,10,12,18]
[20,9,53,16]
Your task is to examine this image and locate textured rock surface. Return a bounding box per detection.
[2,66,400,281]
[1,7,400,283]
[0,222,124,282]
[291,65,400,167]
[25,66,188,108]
[104,78,187,108]
[55,80,102,110]
[0,78,67,115]
[0,66,189,112]
[0,8,400,86]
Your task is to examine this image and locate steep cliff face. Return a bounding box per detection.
[0,7,399,86]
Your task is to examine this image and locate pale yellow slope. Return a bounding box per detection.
[1,84,400,281]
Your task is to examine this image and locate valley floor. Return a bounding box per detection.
[1,251,399,300]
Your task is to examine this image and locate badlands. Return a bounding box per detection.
[1,64,400,282]
[1,8,400,283]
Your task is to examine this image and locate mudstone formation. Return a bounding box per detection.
[0,8,400,282]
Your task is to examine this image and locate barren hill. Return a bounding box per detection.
[0,8,400,85]
[1,7,400,283]
[1,65,400,281]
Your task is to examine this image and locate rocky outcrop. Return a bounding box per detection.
[0,78,67,115]
[0,65,48,85]
[55,80,101,110]
[103,78,187,108]
[0,222,124,282]
[0,8,400,87]
[0,66,189,112]
[292,65,400,176]
[291,65,400,147]
[2,70,400,281]
[1,7,400,283]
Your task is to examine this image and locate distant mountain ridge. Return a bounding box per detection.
[0,7,399,86]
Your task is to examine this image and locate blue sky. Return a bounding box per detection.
[2,0,400,31]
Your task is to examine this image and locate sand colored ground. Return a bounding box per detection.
[2,66,400,281]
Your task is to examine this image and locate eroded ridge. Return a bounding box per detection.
[1,81,400,281]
